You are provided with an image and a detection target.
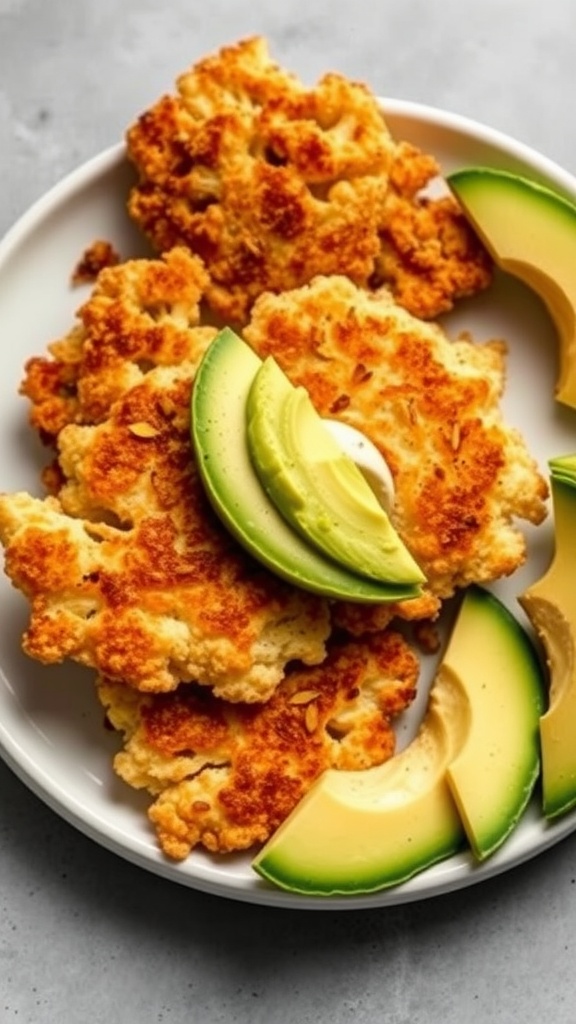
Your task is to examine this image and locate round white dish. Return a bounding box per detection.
[0,100,575,910]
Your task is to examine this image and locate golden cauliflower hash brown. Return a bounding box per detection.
[126,36,490,324]
[98,630,419,859]
[0,251,330,702]
[243,275,549,625]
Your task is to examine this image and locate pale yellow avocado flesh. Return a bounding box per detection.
[444,587,544,858]
[520,457,576,819]
[246,355,424,586]
[253,587,545,894]
[448,167,576,409]
[252,670,466,896]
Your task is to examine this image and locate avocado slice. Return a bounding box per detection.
[520,454,576,818]
[246,355,424,586]
[191,328,422,603]
[448,166,576,409]
[253,586,545,895]
[252,670,466,896]
[445,586,544,859]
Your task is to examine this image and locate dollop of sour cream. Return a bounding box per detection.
[323,420,395,514]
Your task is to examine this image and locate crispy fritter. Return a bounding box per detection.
[98,629,419,858]
[243,274,549,628]
[0,366,330,701]
[21,247,213,442]
[125,36,490,324]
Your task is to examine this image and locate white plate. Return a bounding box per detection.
[1,100,576,910]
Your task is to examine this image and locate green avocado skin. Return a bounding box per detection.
[448,166,576,218]
[255,829,465,896]
[191,328,422,603]
[253,586,546,897]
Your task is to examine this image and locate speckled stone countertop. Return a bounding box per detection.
[2,1,576,1021]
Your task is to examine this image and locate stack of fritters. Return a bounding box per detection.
[0,38,549,861]
[0,249,424,857]
[0,253,547,859]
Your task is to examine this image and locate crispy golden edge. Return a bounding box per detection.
[71,239,121,285]
[20,247,213,441]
